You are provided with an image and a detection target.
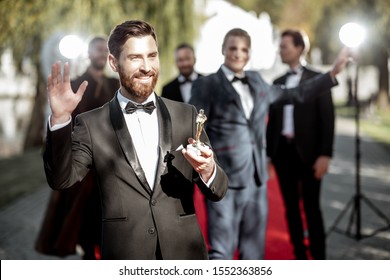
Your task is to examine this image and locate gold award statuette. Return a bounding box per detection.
[188,109,207,156]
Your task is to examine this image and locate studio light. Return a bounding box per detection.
[328,22,390,241]
[59,35,84,59]
[339,22,366,48]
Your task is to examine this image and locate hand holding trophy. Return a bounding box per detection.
[187,109,208,156]
[182,109,215,183]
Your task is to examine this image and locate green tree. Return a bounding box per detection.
[315,0,390,108]
[228,0,287,23]
[0,0,197,150]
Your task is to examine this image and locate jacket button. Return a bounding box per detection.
[151,199,157,206]
[148,227,156,235]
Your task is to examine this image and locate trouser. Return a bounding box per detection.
[273,137,326,259]
[207,182,268,260]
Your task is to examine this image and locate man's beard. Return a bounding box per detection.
[118,66,159,99]
[90,57,107,71]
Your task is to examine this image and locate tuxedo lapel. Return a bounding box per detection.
[216,69,247,120]
[109,96,152,196]
[152,96,172,192]
[246,72,259,122]
[173,79,184,102]
[299,67,313,84]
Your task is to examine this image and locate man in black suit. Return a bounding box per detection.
[43,20,228,260]
[266,29,335,259]
[161,43,202,103]
[190,28,347,260]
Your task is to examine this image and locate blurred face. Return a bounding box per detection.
[279,35,303,67]
[175,47,196,77]
[89,40,109,70]
[109,35,159,102]
[222,35,250,74]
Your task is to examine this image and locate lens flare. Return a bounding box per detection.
[59,35,84,59]
[339,23,366,48]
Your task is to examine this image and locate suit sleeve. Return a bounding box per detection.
[317,90,335,157]
[189,77,212,118]
[267,72,337,104]
[43,116,92,190]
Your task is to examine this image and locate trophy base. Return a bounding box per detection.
[186,143,202,156]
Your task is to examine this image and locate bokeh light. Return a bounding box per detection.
[58,35,84,59]
[339,22,366,48]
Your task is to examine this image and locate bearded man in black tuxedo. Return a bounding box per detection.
[43,20,228,260]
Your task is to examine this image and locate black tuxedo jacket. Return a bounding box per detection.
[161,74,203,102]
[43,94,228,259]
[266,66,335,164]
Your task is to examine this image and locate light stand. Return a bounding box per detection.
[327,23,390,240]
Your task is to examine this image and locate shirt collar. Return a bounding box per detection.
[288,65,304,75]
[117,90,156,111]
[221,65,246,82]
[178,71,198,83]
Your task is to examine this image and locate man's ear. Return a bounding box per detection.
[108,54,118,72]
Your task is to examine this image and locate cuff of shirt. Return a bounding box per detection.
[199,165,216,188]
[48,115,72,131]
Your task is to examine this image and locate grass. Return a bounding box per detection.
[360,110,390,153]
[336,104,390,154]
[0,147,47,209]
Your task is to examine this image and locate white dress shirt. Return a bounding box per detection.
[117,91,159,189]
[178,72,198,103]
[221,65,253,119]
[282,66,303,139]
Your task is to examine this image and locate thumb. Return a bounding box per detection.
[75,81,88,98]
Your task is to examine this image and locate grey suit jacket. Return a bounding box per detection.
[43,94,228,260]
[190,67,336,188]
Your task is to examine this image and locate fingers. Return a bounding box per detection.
[63,62,70,83]
[198,144,212,158]
[49,61,71,84]
[76,80,88,99]
[182,148,214,175]
[313,164,327,179]
[314,169,324,180]
[53,61,62,84]
[182,144,212,163]
[186,138,212,157]
[49,61,62,87]
[47,74,53,92]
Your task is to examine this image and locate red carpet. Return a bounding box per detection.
[194,168,295,260]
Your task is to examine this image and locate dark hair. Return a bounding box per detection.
[222,28,251,49]
[281,29,310,55]
[108,20,158,59]
[88,36,107,52]
[175,43,194,54]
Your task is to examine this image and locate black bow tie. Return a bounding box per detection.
[287,70,298,76]
[231,76,248,84]
[179,77,192,85]
[125,101,156,114]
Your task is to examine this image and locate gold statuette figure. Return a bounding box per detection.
[194,109,207,147]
